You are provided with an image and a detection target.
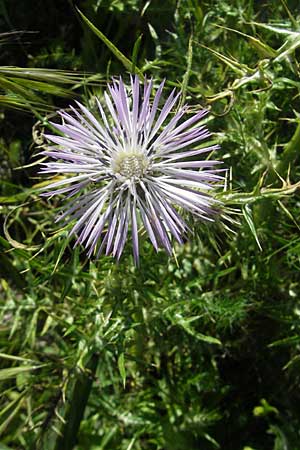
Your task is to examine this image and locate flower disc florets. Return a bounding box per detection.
[40,76,224,264]
[112,150,149,180]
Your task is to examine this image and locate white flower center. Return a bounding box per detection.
[112,151,149,179]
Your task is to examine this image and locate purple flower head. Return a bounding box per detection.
[40,76,224,264]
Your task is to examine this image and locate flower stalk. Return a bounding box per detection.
[54,352,99,450]
[276,120,300,178]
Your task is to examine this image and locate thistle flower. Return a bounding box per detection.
[40,76,223,264]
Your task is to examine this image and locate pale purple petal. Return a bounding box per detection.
[40,76,224,263]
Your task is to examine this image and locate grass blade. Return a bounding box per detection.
[76,8,143,77]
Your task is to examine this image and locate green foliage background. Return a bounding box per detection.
[1,0,300,449]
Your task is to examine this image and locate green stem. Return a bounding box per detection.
[254,121,300,224]
[54,352,99,450]
[275,120,300,180]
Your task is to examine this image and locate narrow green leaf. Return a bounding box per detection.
[0,95,49,112]
[131,34,143,74]
[214,24,277,58]
[24,308,40,348]
[76,8,143,77]
[0,353,37,364]
[187,328,221,345]
[0,188,37,204]
[0,392,26,436]
[0,75,41,102]
[196,43,248,76]
[174,315,221,345]
[4,206,40,250]
[148,23,161,59]
[275,32,300,62]
[179,32,193,108]
[0,365,44,381]
[242,204,262,250]
[268,335,300,347]
[8,77,74,97]
[187,0,203,25]
[118,353,126,388]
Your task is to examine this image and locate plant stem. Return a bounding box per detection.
[255,120,300,225]
[276,120,300,177]
[54,352,99,450]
